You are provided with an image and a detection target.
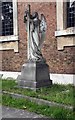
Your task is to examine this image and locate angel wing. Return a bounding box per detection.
[40,14,47,32]
[39,14,47,48]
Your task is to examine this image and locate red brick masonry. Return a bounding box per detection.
[1,2,75,74]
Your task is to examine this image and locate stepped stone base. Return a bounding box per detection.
[17,61,52,90]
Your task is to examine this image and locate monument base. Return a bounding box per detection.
[17,61,52,90]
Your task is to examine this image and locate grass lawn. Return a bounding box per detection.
[0,79,2,90]
[1,79,75,119]
[2,94,75,120]
[1,79,75,106]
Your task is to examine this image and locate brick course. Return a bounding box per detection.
[1,2,75,74]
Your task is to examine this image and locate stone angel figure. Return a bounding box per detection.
[24,5,47,61]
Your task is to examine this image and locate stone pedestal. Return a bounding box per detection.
[17,61,52,90]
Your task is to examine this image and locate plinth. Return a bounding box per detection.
[17,61,52,90]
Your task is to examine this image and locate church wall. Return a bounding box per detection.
[1,2,75,74]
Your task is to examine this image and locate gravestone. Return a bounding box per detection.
[17,5,52,90]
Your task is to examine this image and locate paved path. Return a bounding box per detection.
[2,106,44,118]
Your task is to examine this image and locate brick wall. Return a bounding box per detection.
[1,2,75,74]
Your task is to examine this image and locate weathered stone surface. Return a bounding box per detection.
[2,106,44,118]
[17,61,52,90]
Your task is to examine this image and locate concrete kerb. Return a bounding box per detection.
[3,91,73,110]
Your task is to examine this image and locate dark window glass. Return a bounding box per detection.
[67,1,75,27]
[0,1,13,36]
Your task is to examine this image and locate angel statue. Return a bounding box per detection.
[24,5,47,61]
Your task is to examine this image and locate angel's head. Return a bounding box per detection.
[31,12,40,28]
[31,12,39,19]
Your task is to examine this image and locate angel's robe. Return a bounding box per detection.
[26,14,47,61]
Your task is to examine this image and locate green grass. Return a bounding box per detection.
[0,79,2,90]
[1,79,75,106]
[2,94,75,120]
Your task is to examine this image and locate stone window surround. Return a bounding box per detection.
[0,0,18,52]
[55,0,75,50]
